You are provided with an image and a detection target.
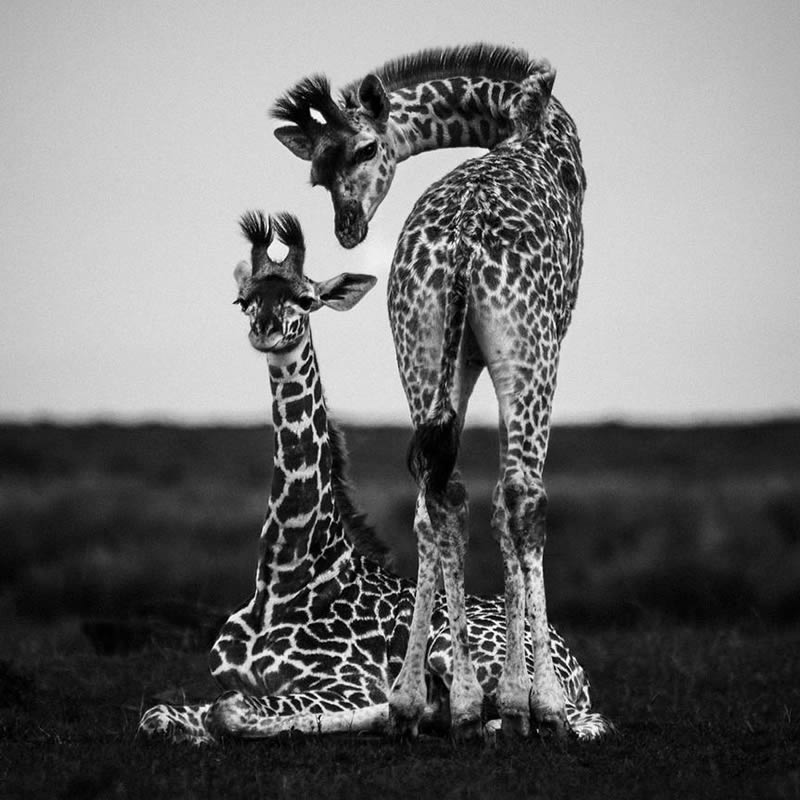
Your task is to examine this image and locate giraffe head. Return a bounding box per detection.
[234,211,377,353]
[272,76,395,249]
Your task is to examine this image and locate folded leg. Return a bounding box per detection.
[140,689,388,744]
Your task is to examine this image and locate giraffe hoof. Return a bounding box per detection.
[482,718,502,745]
[388,705,422,739]
[500,712,531,739]
[388,715,420,739]
[388,687,426,739]
[531,708,570,741]
[451,715,483,743]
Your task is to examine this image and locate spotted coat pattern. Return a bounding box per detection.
[276,46,593,737]
[387,82,587,737]
[137,211,608,745]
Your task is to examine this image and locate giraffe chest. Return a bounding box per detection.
[211,570,402,695]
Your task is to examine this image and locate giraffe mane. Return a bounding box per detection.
[341,43,543,103]
[271,75,352,131]
[327,417,393,569]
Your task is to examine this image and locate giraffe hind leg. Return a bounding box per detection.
[480,318,569,739]
[426,476,484,740]
[504,471,568,737]
[391,352,485,739]
[388,492,440,737]
[493,487,534,738]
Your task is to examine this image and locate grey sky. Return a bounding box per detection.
[2,0,798,424]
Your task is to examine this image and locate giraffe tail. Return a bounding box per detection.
[407,405,460,494]
[407,195,479,494]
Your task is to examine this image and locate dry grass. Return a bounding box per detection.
[1,623,798,799]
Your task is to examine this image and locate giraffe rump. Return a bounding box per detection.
[341,43,544,102]
[271,75,352,132]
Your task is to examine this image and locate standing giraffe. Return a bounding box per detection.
[273,45,587,738]
[138,211,609,744]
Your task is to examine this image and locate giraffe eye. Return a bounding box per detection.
[354,142,378,163]
[297,296,314,312]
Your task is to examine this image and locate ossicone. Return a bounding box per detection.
[237,210,305,279]
[239,210,273,247]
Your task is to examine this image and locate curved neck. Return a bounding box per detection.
[387,76,522,161]
[256,331,352,616]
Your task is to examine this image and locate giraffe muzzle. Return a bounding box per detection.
[334,204,368,249]
[248,317,285,352]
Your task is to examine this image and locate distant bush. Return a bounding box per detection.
[1,422,799,626]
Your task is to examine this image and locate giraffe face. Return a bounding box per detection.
[273,74,396,249]
[307,125,396,249]
[236,275,314,354]
[234,210,378,352]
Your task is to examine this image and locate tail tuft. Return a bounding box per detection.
[407,408,459,494]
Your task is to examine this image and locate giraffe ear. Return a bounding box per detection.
[274,125,314,161]
[316,273,377,311]
[233,260,252,292]
[358,75,390,124]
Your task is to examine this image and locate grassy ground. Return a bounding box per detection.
[1,422,799,798]
[1,622,798,799]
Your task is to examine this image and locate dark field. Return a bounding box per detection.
[2,421,800,798]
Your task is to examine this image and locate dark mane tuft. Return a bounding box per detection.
[239,210,272,247]
[341,43,540,102]
[272,212,305,251]
[271,75,351,131]
[328,417,393,568]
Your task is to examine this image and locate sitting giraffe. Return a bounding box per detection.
[273,44,588,738]
[138,211,609,744]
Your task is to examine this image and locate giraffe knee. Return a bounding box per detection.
[209,690,250,737]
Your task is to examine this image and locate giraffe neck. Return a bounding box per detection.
[255,331,353,621]
[386,76,523,161]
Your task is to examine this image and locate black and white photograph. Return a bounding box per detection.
[2,1,798,797]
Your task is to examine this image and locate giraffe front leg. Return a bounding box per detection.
[431,478,483,740]
[389,492,439,737]
[209,691,389,738]
[138,702,216,745]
